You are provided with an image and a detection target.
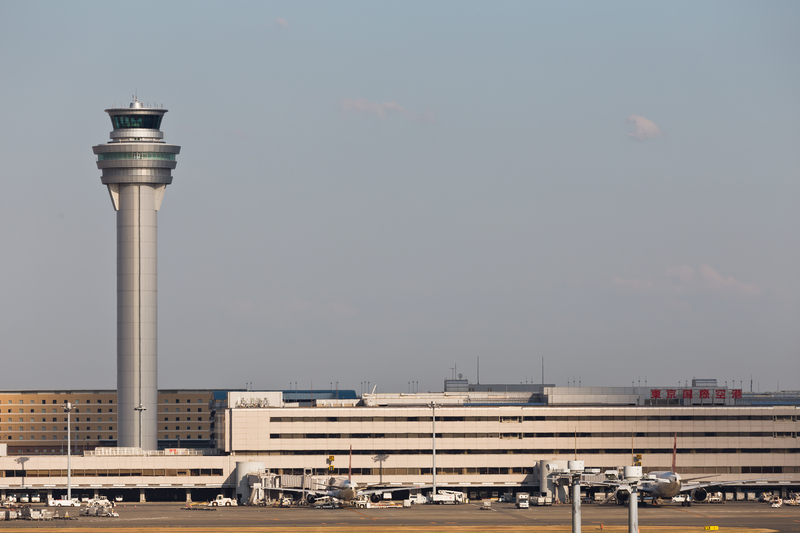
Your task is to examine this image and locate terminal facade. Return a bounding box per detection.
[0,390,214,455]
[0,383,796,502]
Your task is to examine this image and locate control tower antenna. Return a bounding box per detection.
[92,98,181,450]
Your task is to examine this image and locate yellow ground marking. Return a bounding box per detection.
[0,527,777,533]
[346,507,378,521]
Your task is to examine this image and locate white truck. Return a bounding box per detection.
[430,490,466,504]
[516,492,530,508]
[407,493,428,504]
[48,497,80,507]
[207,494,238,507]
[87,496,113,507]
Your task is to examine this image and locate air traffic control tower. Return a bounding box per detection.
[93,98,180,450]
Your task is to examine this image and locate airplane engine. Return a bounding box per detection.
[370,493,383,503]
[616,491,629,504]
[306,494,316,504]
[691,488,708,502]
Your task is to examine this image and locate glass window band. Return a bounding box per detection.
[110,114,163,130]
[97,152,175,161]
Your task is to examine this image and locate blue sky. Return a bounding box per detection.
[0,1,798,392]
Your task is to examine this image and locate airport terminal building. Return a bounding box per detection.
[0,382,797,502]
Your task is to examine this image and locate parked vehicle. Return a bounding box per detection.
[87,497,112,507]
[207,495,237,507]
[430,490,466,504]
[48,497,79,507]
[30,494,41,503]
[516,492,530,509]
[407,493,428,504]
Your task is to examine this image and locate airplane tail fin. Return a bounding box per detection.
[349,444,352,482]
[672,432,677,472]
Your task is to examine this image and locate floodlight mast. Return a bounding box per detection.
[63,402,74,500]
[134,404,147,450]
[430,401,436,496]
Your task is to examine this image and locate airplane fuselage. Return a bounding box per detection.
[640,471,682,499]
[331,479,358,501]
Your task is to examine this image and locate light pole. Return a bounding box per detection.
[546,461,590,533]
[134,405,146,450]
[63,402,75,501]
[430,401,437,496]
[568,461,584,533]
[623,466,642,533]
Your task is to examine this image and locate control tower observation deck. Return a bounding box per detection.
[92,98,181,450]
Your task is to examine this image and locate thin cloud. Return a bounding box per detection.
[614,264,762,299]
[341,98,434,123]
[276,18,289,28]
[626,115,662,141]
[687,264,762,297]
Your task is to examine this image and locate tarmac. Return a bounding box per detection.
[0,501,797,532]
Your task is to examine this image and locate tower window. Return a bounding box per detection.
[110,114,163,130]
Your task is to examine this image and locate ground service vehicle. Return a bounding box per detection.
[431,490,466,504]
[49,497,79,507]
[207,495,237,507]
[516,493,530,508]
[408,494,428,504]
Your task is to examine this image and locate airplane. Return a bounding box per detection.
[279,446,429,505]
[596,434,775,507]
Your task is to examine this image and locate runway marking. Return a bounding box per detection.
[661,507,718,518]
[83,516,173,522]
[346,508,377,521]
